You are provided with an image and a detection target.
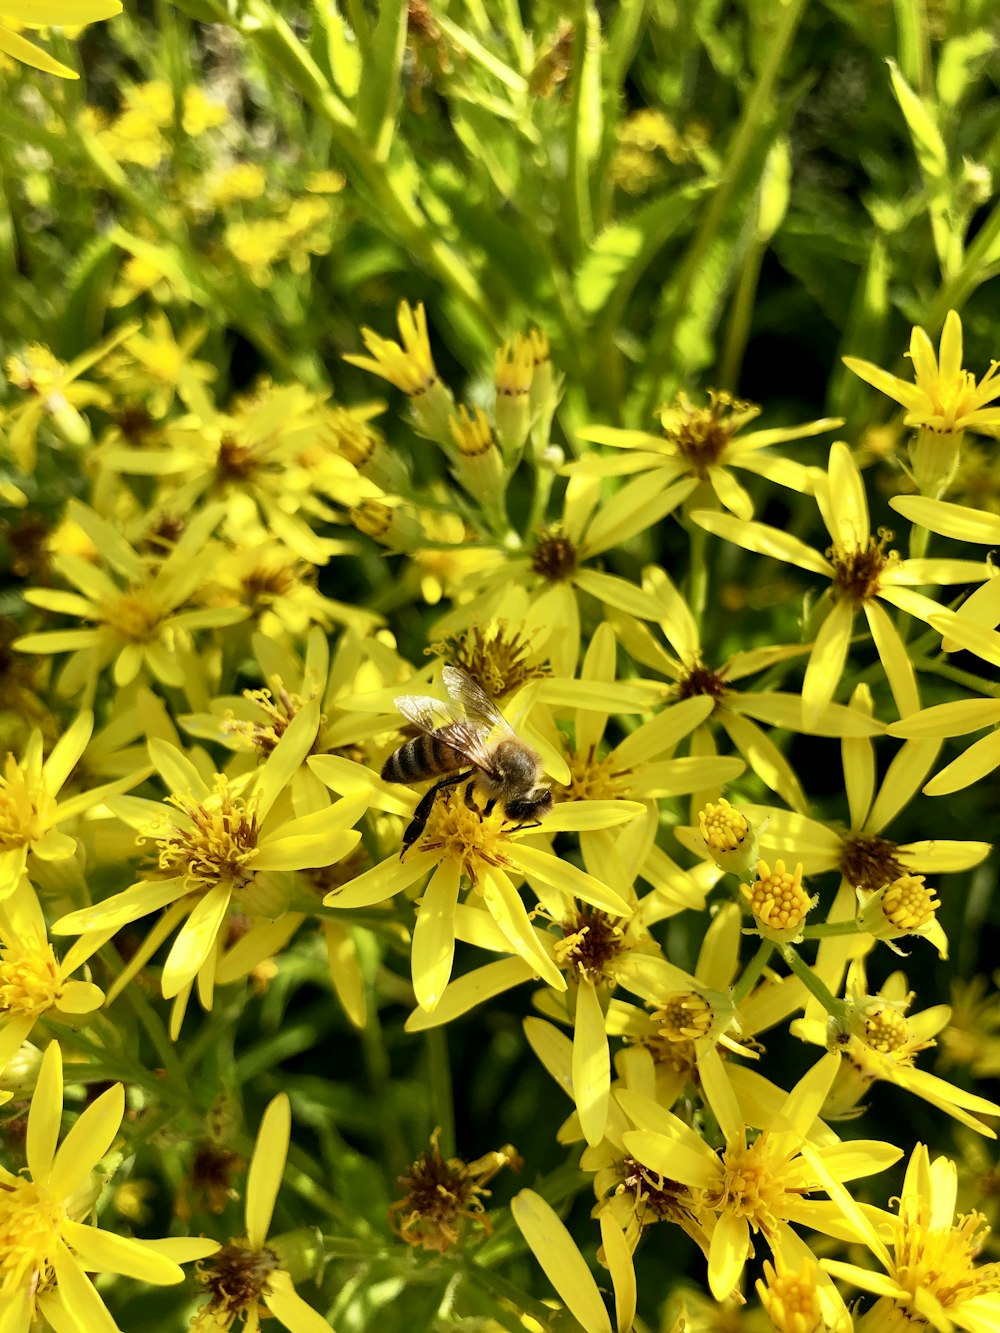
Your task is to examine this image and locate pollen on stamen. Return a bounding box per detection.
[0,942,63,1016]
[152,776,260,893]
[558,745,632,802]
[222,685,305,757]
[530,526,578,582]
[194,1240,279,1324]
[741,859,814,941]
[658,388,760,479]
[426,622,548,700]
[553,909,625,982]
[0,757,51,850]
[388,1129,520,1252]
[416,788,511,884]
[828,527,899,606]
[879,873,940,931]
[0,1175,62,1299]
[756,1255,825,1333]
[649,990,715,1042]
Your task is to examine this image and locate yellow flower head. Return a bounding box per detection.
[192,1094,332,1333]
[844,310,1000,436]
[740,858,815,943]
[344,300,439,397]
[0,1041,209,1330]
[389,1129,521,1252]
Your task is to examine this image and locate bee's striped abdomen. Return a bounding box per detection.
[381,730,464,783]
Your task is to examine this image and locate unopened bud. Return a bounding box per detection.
[494,334,534,464]
[350,498,424,552]
[449,405,507,513]
[697,797,760,877]
[740,859,815,943]
[855,873,946,957]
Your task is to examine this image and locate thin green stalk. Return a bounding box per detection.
[731,940,774,1006]
[778,944,848,1022]
[718,237,766,392]
[460,1260,559,1329]
[639,0,809,416]
[801,920,865,939]
[425,1027,455,1159]
[687,518,709,631]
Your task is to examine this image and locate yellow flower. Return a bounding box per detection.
[389,1129,520,1251]
[845,310,1000,498]
[15,500,248,697]
[693,442,990,725]
[844,310,1000,436]
[0,1041,213,1331]
[343,301,456,444]
[740,858,816,944]
[609,563,885,815]
[0,877,106,1069]
[818,1142,1000,1332]
[574,388,841,521]
[794,960,1000,1136]
[52,710,367,1015]
[0,0,121,79]
[192,1094,333,1332]
[0,712,140,896]
[620,1048,901,1302]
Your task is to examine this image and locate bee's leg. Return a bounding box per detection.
[463,780,482,817]
[509,818,541,833]
[401,771,469,856]
[482,797,497,818]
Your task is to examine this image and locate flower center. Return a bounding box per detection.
[558,745,632,802]
[196,1240,279,1319]
[649,991,715,1042]
[0,757,50,851]
[658,388,759,479]
[0,1176,63,1301]
[417,789,510,885]
[104,591,166,643]
[618,1155,695,1228]
[677,661,729,704]
[426,624,547,700]
[710,1136,784,1237]
[0,942,62,1016]
[699,797,750,856]
[855,1002,911,1056]
[880,873,940,931]
[223,687,306,757]
[892,1199,1000,1309]
[389,1132,519,1253]
[216,435,260,483]
[741,859,813,936]
[152,778,260,892]
[530,528,578,582]
[840,834,905,892]
[829,529,897,605]
[554,909,625,982]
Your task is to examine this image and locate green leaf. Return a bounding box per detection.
[887,58,948,182]
[355,0,407,162]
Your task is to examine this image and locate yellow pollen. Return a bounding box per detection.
[0,942,62,1016]
[103,591,166,642]
[698,797,748,853]
[757,1257,824,1333]
[0,1176,63,1301]
[650,991,714,1041]
[0,756,50,850]
[449,404,495,458]
[154,777,259,892]
[857,1002,911,1055]
[891,1195,1000,1309]
[711,1136,783,1236]
[880,874,940,930]
[417,789,510,884]
[741,859,812,934]
[558,747,631,802]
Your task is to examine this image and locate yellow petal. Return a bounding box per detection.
[801,600,854,727]
[49,1243,118,1331]
[480,868,564,991]
[160,883,231,999]
[28,1040,63,1184]
[63,1220,184,1284]
[510,1190,613,1333]
[246,1093,291,1247]
[925,730,1000,796]
[411,860,460,1011]
[0,22,78,76]
[264,1269,333,1333]
[405,957,535,1031]
[573,981,610,1147]
[523,1017,574,1099]
[508,843,630,916]
[708,1208,751,1300]
[323,850,436,909]
[599,1212,637,1333]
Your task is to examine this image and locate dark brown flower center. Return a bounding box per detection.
[840,833,905,892]
[829,529,896,605]
[531,529,578,581]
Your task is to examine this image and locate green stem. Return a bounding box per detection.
[460,1260,560,1329]
[718,237,765,392]
[687,517,709,631]
[731,940,774,1006]
[425,1027,455,1159]
[911,656,1000,698]
[639,0,809,415]
[801,920,865,939]
[778,944,848,1022]
[118,974,190,1092]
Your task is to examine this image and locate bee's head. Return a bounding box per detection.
[505,787,553,825]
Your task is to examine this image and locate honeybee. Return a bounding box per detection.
[381,665,553,854]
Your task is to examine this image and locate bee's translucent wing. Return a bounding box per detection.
[392,686,495,772]
[442,665,516,739]
[393,692,461,736]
